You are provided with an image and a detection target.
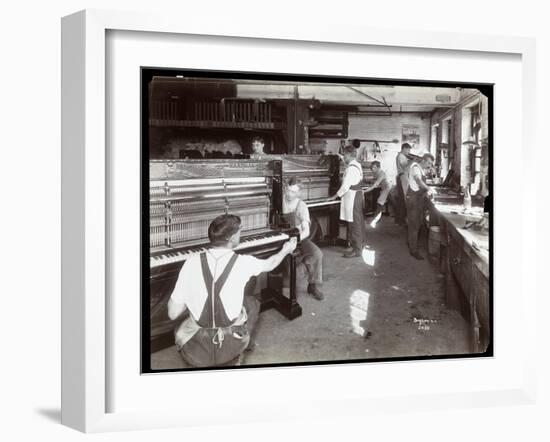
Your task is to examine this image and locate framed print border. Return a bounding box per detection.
[61,9,537,433]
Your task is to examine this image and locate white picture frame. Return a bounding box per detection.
[61,9,537,433]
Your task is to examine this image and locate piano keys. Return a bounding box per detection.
[306,198,341,209]
[150,229,291,269]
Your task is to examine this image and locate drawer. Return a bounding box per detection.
[471,264,491,352]
[448,237,472,298]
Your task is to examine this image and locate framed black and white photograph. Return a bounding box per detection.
[61,9,537,433]
[141,69,493,373]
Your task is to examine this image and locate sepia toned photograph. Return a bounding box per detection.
[142,69,492,372]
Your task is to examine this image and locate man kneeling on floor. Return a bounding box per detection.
[281,177,325,300]
[167,214,297,367]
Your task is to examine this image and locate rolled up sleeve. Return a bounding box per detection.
[238,254,267,278]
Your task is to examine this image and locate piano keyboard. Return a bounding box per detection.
[306,199,340,208]
[150,230,290,268]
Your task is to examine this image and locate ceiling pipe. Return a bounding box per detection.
[346,86,392,115]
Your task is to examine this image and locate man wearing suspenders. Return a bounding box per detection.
[329,145,367,258]
[281,177,325,300]
[167,214,297,367]
[406,153,435,260]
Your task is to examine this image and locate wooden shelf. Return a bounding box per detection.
[149,119,282,130]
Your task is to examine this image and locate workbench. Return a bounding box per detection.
[427,191,491,354]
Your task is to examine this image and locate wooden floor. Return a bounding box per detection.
[151,218,472,370]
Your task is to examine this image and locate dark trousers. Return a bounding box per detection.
[300,239,323,284]
[373,203,385,219]
[395,173,407,224]
[244,288,260,337]
[178,293,260,367]
[405,189,425,254]
[282,239,323,285]
[349,190,366,253]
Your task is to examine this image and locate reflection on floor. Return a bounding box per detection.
[151,219,471,370]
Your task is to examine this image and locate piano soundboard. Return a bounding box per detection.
[338,160,376,185]
[279,155,339,202]
[271,155,341,243]
[149,176,272,249]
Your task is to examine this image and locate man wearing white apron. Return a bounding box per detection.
[167,214,297,367]
[329,145,366,258]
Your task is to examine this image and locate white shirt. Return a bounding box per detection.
[408,163,425,192]
[336,159,363,198]
[169,248,265,322]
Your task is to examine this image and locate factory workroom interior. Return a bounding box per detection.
[146,74,491,370]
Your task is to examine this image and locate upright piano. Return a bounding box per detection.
[148,159,301,352]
